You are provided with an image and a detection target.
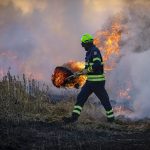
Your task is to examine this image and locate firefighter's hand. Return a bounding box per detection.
[73,72,80,77]
[73,71,83,77]
[81,69,88,75]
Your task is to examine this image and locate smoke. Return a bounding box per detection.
[129,51,150,118]
[0,0,124,80]
[0,0,150,118]
[121,0,150,53]
[123,0,150,118]
[0,0,47,15]
[108,0,150,118]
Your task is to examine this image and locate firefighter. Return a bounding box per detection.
[63,33,114,123]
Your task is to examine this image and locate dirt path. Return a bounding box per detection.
[0,120,150,150]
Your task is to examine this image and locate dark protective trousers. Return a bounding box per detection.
[75,81,112,111]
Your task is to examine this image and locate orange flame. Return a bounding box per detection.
[114,105,133,116]
[118,88,131,100]
[52,65,86,88]
[52,67,69,88]
[94,18,122,70]
[117,81,132,100]
[63,60,85,72]
[63,61,86,88]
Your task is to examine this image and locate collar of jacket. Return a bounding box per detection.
[85,44,95,52]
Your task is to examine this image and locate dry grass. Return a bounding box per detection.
[0,71,76,122]
[0,71,107,124]
[1,71,150,133]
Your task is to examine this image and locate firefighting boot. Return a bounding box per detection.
[107,116,115,123]
[62,113,79,124]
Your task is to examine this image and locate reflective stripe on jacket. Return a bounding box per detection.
[85,45,105,81]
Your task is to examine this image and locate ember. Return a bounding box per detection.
[114,105,133,116]
[51,66,73,88]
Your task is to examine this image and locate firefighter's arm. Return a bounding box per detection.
[79,62,98,75]
[77,62,90,75]
[91,50,102,72]
[80,52,102,74]
[80,62,90,74]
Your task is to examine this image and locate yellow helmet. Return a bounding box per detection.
[81,33,94,43]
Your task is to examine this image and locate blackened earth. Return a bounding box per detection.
[0,119,150,150]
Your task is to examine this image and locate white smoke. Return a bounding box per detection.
[129,51,150,118]
[108,0,150,119]
[123,0,150,118]
[0,0,150,119]
[0,0,47,15]
[0,0,123,80]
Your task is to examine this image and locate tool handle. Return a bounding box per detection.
[65,71,83,82]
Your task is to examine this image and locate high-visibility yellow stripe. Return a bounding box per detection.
[93,57,101,62]
[107,114,114,118]
[74,105,82,110]
[87,78,105,81]
[89,63,94,65]
[87,74,105,81]
[85,62,94,65]
[106,109,113,114]
[87,74,105,78]
[87,66,93,72]
[73,110,81,115]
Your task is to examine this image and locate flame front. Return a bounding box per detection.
[94,17,122,70]
[114,105,133,116]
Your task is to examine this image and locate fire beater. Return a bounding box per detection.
[63,33,115,123]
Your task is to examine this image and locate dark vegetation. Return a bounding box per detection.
[0,72,150,150]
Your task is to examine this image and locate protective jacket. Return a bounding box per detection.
[85,45,105,82]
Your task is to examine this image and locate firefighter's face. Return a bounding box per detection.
[81,42,86,47]
[81,42,91,51]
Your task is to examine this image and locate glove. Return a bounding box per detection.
[81,65,93,75]
[81,69,88,75]
[73,72,80,77]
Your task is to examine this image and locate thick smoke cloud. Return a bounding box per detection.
[0,0,123,79]
[109,0,150,118]
[129,51,150,118]
[121,0,150,53]
[123,0,150,119]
